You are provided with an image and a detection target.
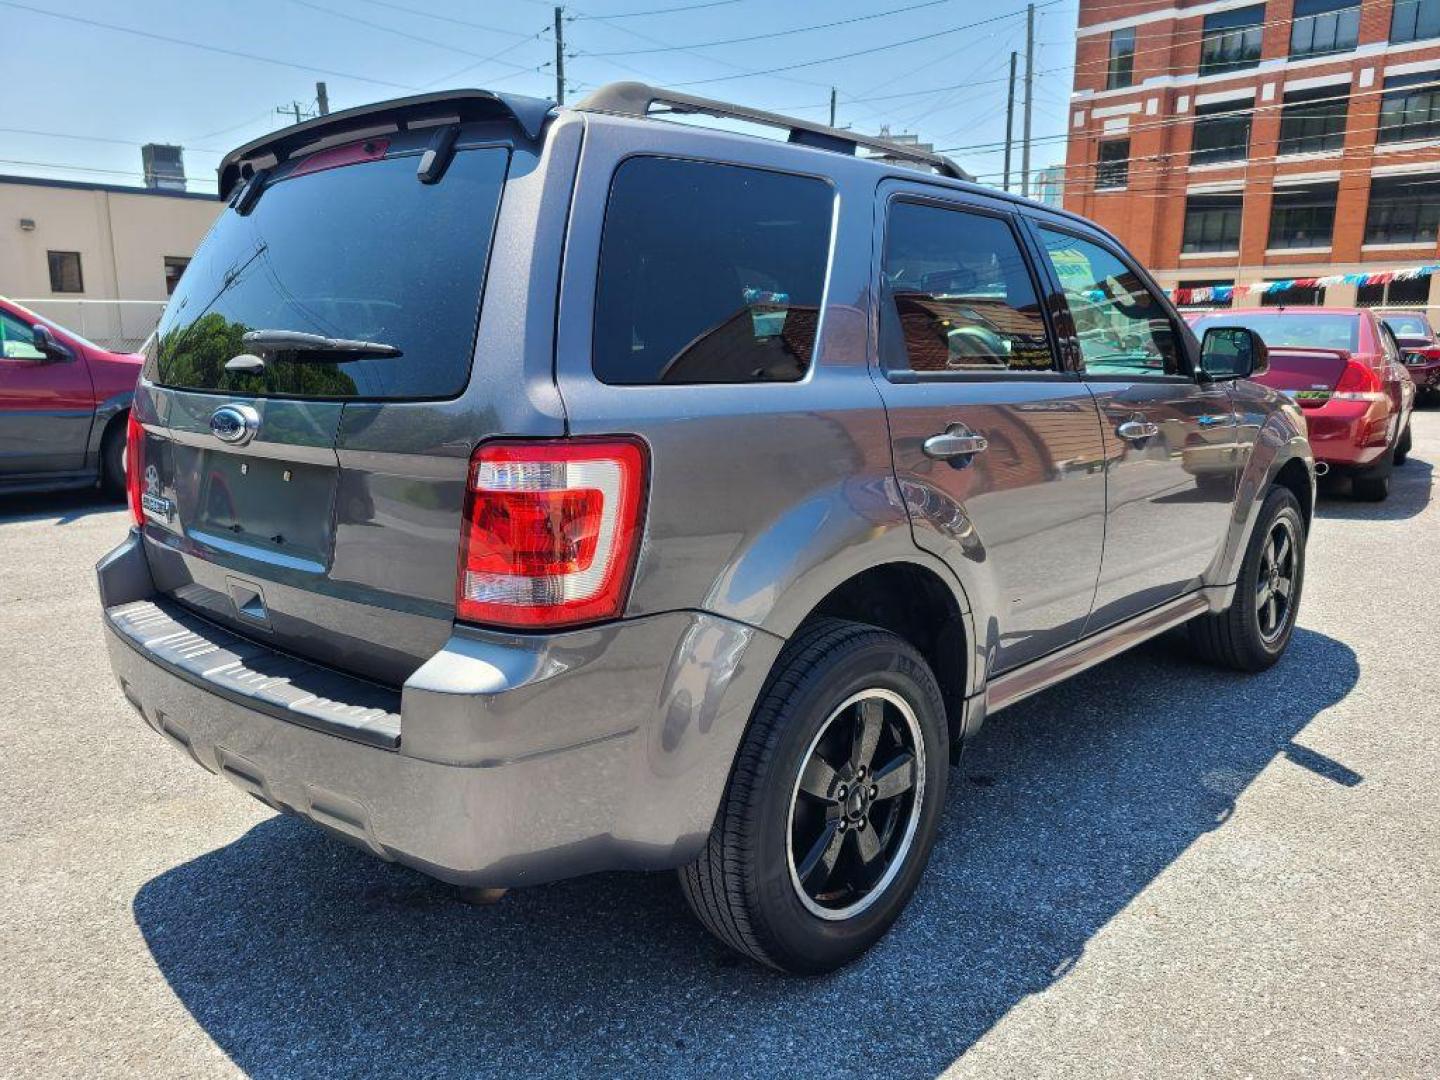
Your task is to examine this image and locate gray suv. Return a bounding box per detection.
[98,83,1314,974]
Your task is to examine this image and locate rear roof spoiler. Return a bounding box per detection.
[574,81,971,181]
[217,89,554,200]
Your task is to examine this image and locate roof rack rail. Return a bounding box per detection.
[216,89,554,200]
[573,81,971,181]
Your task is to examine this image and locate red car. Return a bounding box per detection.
[0,297,142,497]
[1377,309,1440,403]
[1189,307,1415,501]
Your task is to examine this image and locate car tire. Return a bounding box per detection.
[678,617,949,974]
[100,415,128,498]
[1352,448,1393,502]
[1188,485,1305,673]
[1395,421,1412,466]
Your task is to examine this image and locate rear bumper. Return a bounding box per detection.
[1300,399,1392,468]
[98,531,782,887]
[1404,361,1440,390]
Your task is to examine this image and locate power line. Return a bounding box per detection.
[287,0,548,72]
[571,0,743,17]
[0,0,419,91]
[672,4,1061,88]
[583,0,965,56]
[350,0,536,36]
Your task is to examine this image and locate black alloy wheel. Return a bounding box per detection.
[787,689,925,920]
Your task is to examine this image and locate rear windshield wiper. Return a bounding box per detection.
[239,329,402,359]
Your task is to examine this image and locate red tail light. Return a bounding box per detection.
[456,438,648,629]
[125,411,145,527]
[1333,359,1385,401]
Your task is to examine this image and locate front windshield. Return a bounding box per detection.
[1191,312,1359,352]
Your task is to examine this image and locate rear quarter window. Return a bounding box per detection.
[592,156,834,385]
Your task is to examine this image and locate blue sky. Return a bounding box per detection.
[3,0,1079,194]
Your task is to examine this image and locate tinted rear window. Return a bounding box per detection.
[592,156,833,385]
[1383,314,1431,339]
[148,147,508,399]
[1192,312,1359,351]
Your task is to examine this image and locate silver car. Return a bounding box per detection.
[98,82,1314,973]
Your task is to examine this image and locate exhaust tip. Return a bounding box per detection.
[1314,461,1330,476]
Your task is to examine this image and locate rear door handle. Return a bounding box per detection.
[1116,420,1160,442]
[923,429,989,460]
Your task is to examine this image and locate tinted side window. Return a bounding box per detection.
[592,157,833,385]
[881,201,1054,373]
[1038,229,1184,378]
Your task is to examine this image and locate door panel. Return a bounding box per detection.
[874,189,1108,675]
[1030,225,1241,630]
[0,311,94,476]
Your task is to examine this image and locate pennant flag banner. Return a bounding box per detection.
[1171,263,1440,306]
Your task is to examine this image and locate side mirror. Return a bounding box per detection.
[1199,326,1268,381]
[28,324,73,363]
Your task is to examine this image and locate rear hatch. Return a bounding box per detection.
[134,96,562,686]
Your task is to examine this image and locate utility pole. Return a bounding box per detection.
[315,81,330,116]
[829,86,837,127]
[554,6,566,105]
[1021,1,1035,198]
[1003,51,1017,192]
[277,101,306,126]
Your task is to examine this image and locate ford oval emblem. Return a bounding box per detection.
[210,404,260,446]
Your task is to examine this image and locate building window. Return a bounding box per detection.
[163,257,190,296]
[1267,182,1338,249]
[1290,0,1360,58]
[1358,278,1431,305]
[1096,139,1129,189]
[1191,100,1252,165]
[1278,85,1349,155]
[1392,0,1440,44]
[1179,278,1235,308]
[1107,26,1136,89]
[1261,283,1325,306]
[46,251,84,293]
[1365,174,1440,245]
[1199,5,1265,76]
[1378,70,1440,143]
[1182,194,1243,252]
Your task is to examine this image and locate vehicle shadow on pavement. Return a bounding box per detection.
[133,628,1360,1080]
[1315,456,1432,521]
[0,487,120,525]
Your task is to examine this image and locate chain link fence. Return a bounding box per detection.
[13,298,168,354]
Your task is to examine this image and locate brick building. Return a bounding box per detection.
[1065,0,1440,309]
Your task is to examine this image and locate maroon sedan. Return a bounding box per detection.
[1190,307,1415,501]
[0,296,142,497]
[1377,309,1440,403]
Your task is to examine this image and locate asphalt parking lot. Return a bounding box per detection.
[2,416,1437,1080]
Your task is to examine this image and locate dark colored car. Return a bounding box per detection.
[1378,309,1440,403]
[1190,307,1414,501]
[98,83,1315,973]
[0,297,141,496]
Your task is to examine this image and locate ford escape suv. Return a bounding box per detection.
[98,83,1314,974]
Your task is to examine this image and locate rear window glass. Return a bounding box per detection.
[1383,314,1431,339]
[1191,312,1358,351]
[592,156,833,385]
[148,147,508,399]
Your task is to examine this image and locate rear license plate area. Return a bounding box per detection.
[187,450,336,568]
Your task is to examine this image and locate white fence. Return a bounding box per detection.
[13,298,168,354]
